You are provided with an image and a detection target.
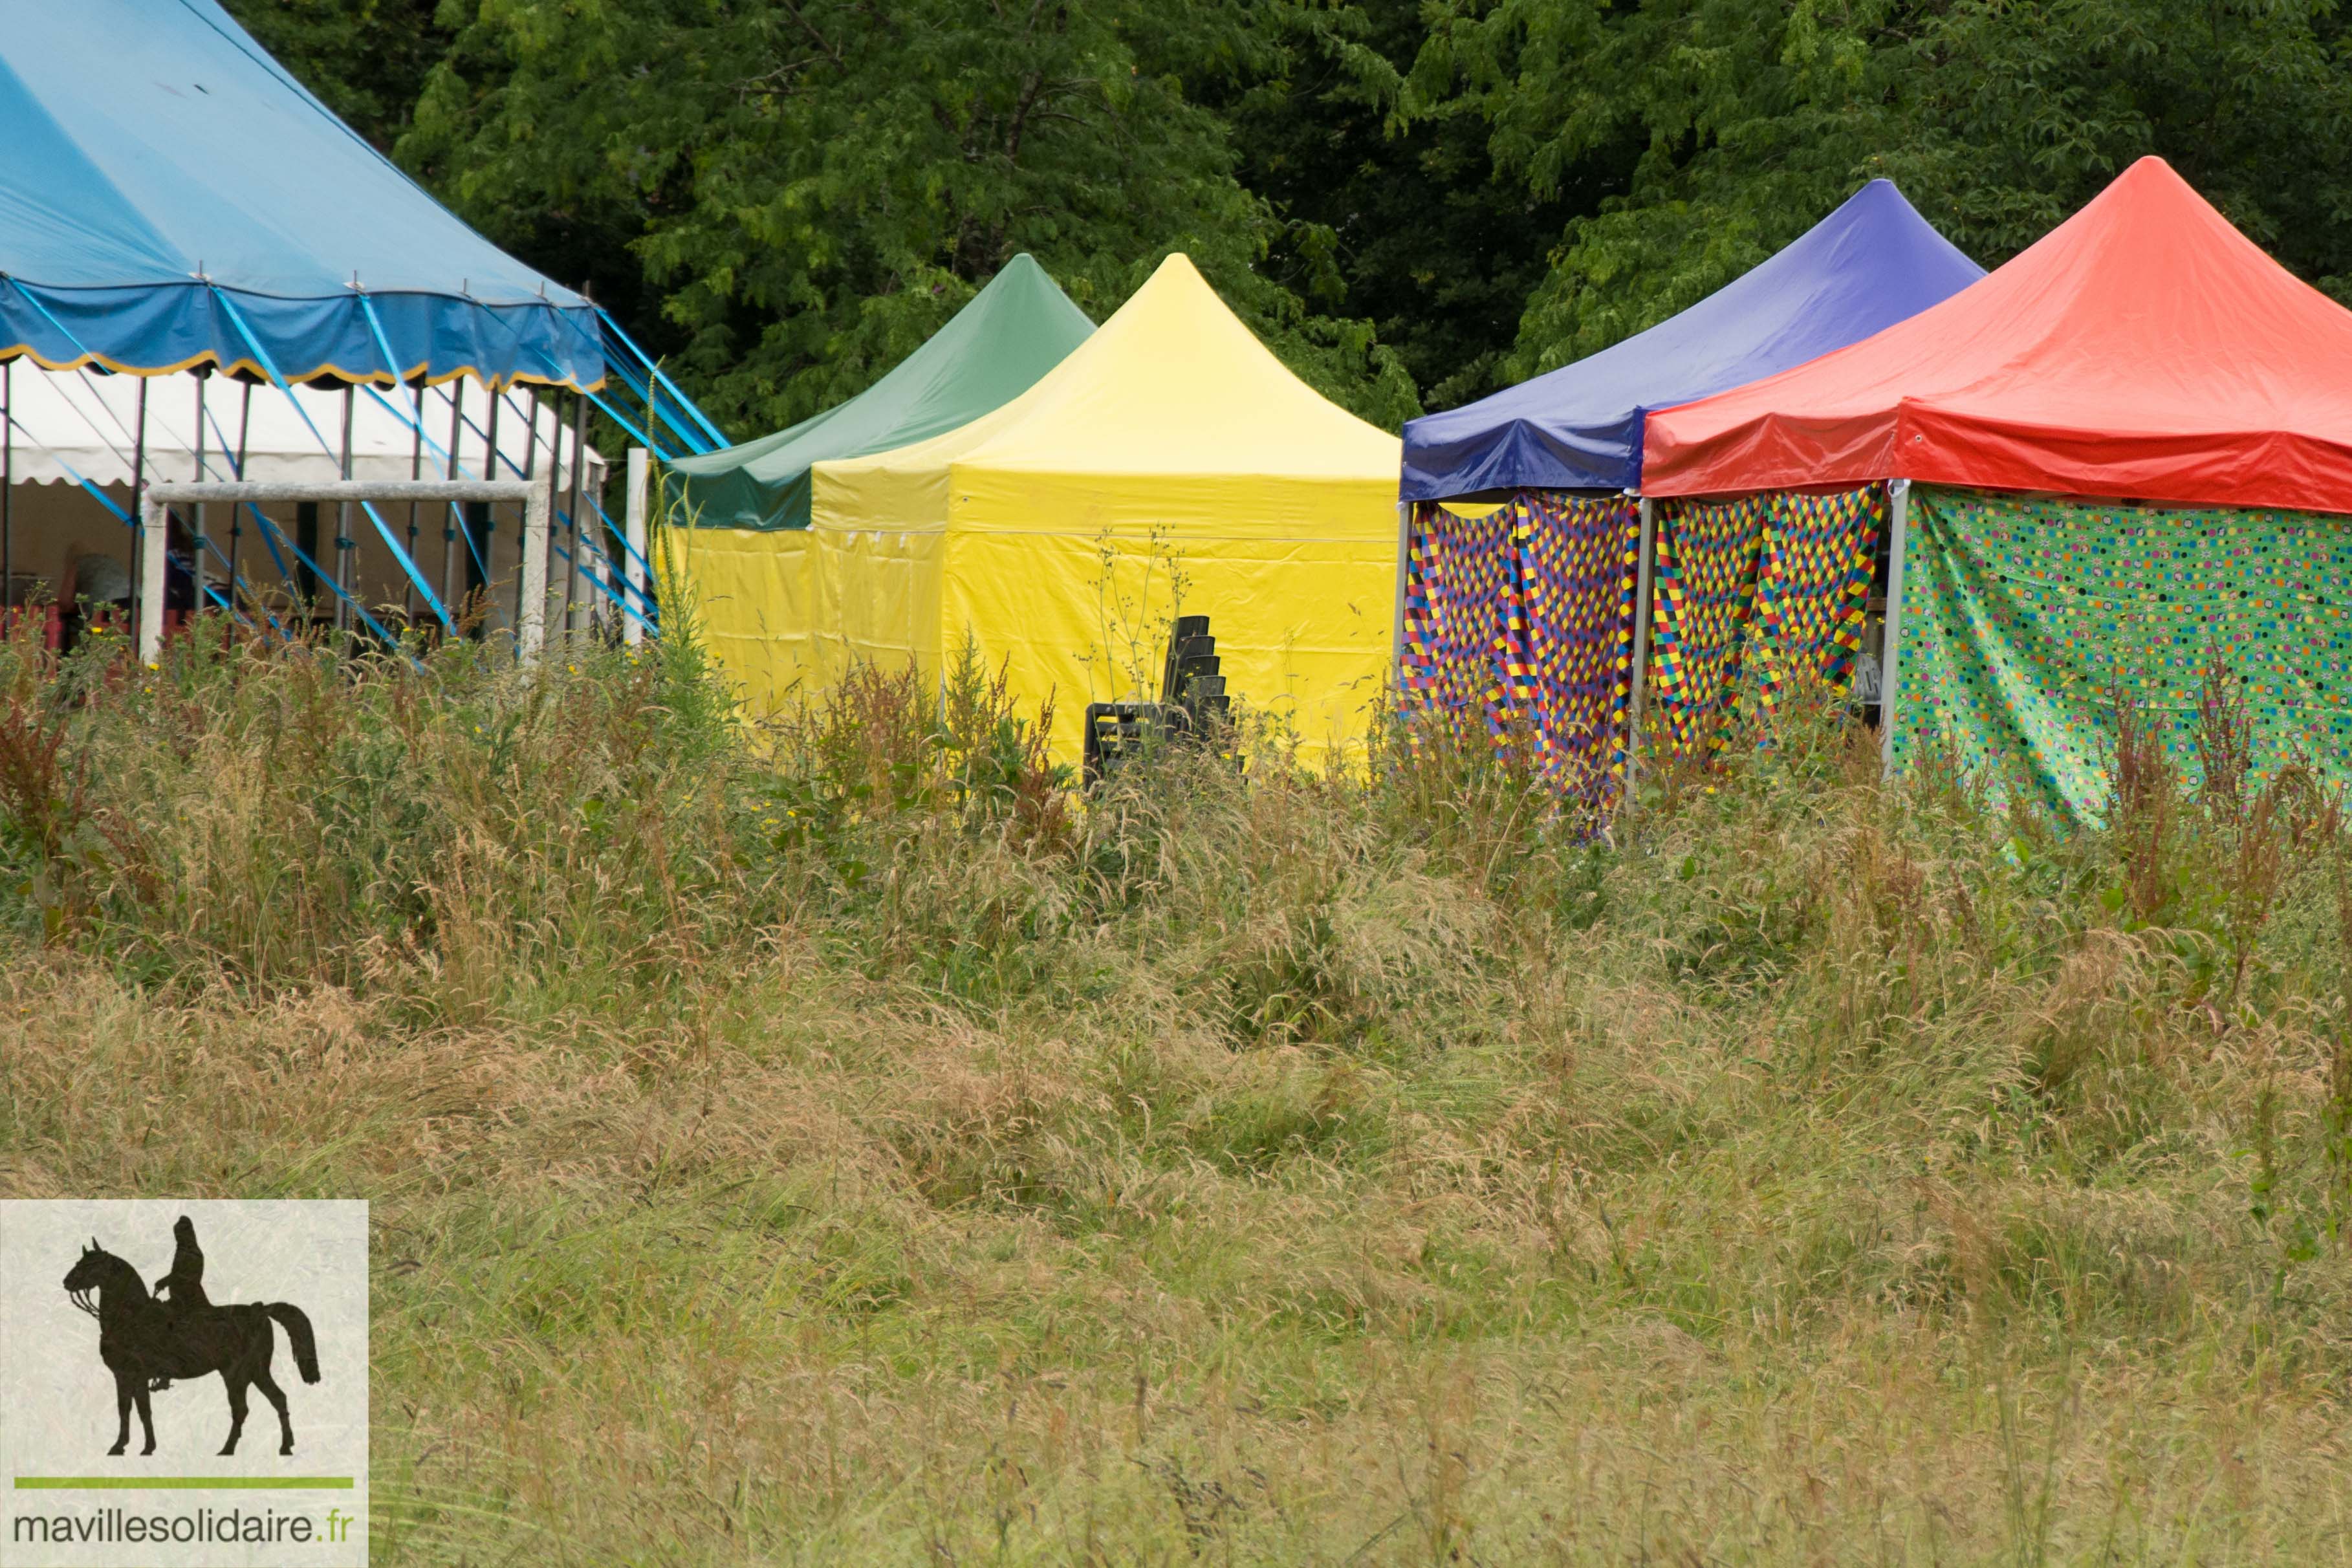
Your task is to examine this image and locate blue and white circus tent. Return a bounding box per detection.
[0,0,726,642]
[0,0,600,391]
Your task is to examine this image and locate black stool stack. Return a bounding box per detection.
[1083,615,1234,783]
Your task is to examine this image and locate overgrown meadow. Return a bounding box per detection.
[3,616,2351,1563]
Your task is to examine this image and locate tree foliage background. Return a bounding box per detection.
[225,0,2352,439]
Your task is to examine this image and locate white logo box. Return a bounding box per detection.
[0,1200,367,1568]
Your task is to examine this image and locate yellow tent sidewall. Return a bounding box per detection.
[939,524,1392,768]
[657,523,825,717]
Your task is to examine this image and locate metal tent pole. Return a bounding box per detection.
[1879,477,1912,777]
[138,490,167,664]
[516,387,541,632]
[405,376,424,623]
[623,446,649,648]
[335,384,356,633]
[519,474,552,666]
[228,382,251,586]
[475,392,502,618]
[192,376,207,614]
[129,376,149,640]
[563,389,587,635]
[1626,495,1659,781]
[2,359,13,623]
[442,378,464,610]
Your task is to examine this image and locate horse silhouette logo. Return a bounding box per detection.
[60,1216,321,1457]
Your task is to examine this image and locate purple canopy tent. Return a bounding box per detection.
[1400,180,1982,501]
[1393,180,1982,809]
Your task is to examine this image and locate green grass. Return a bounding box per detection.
[5,619,2352,1562]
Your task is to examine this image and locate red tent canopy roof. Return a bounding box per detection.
[1642,157,2352,513]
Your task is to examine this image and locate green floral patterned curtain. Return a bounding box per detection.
[1891,486,2352,825]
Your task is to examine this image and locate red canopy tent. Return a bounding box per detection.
[1642,157,2352,514]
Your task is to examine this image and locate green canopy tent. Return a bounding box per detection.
[664,254,1095,717]
[669,254,1094,532]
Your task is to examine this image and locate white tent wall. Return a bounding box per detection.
[1,366,585,488]
[1,365,607,631]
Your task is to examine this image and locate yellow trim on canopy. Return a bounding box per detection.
[785,253,1400,767]
[0,343,605,393]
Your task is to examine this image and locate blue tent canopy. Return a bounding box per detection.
[0,0,600,390]
[1400,180,1983,501]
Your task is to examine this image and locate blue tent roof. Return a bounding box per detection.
[0,0,600,390]
[1399,180,1983,500]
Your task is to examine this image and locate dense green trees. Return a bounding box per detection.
[222,0,2352,439]
[393,0,1421,431]
[1417,0,2352,376]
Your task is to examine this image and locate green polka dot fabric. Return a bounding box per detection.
[1892,486,2352,825]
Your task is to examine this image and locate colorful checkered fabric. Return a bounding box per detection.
[1510,491,1640,808]
[1893,486,2352,826]
[1746,486,1885,724]
[1399,492,1639,801]
[1400,500,1514,735]
[1651,495,1767,759]
[1406,485,1876,788]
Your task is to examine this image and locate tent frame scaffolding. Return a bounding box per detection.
[1,360,12,609]
[140,479,549,666]
[1623,494,1657,785]
[1878,477,1911,775]
[622,447,649,648]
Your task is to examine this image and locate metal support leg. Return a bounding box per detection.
[129,376,149,636]
[2,359,14,616]
[442,380,464,611]
[1879,477,1911,777]
[563,391,587,635]
[335,386,356,633]
[519,481,552,666]
[624,446,649,647]
[191,376,208,611]
[137,492,168,663]
[1626,495,1658,781]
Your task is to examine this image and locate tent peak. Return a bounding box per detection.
[1142,252,1208,288]
[1643,158,2352,512]
[1400,175,1979,499]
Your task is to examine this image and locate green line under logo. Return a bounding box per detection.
[13,1477,355,1490]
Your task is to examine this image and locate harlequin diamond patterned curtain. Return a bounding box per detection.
[1649,486,1883,759]
[1400,491,1638,807]
[1499,491,1640,805]
[1400,500,1515,732]
[1650,495,1767,759]
[1746,486,1884,724]
[1405,486,1880,789]
[1891,486,2352,825]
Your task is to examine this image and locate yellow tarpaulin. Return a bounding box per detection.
[809,254,1401,765]
[658,525,823,713]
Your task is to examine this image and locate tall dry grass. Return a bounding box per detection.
[5,620,2352,1562]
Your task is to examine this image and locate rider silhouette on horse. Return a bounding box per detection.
[146,1216,210,1391]
[62,1218,320,1457]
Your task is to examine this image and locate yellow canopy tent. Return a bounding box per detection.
[810,254,1402,765]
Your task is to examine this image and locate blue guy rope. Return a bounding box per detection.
[552,534,655,635]
[593,307,728,450]
[210,284,452,631]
